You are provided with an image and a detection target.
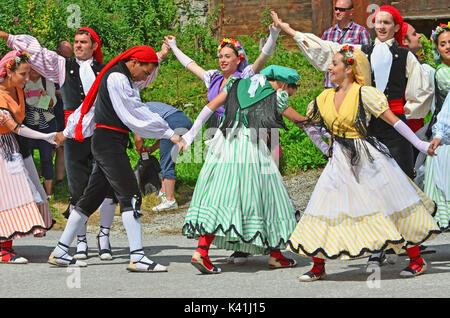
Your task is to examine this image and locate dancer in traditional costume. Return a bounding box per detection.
[271,6,434,266]
[48,45,184,271]
[0,28,118,261]
[166,25,299,264]
[179,65,329,274]
[423,23,450,230]
[0,50,59,263]
[280,44,440,281]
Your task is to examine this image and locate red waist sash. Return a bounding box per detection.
[95,123,129,134]
[64,110,74,128]
[388,99,405,115]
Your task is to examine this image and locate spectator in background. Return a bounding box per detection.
[321,0,371,88]
[134,101,192,211]
[401,22,435,133]
[52,41,73,185]
[24,68,57,199]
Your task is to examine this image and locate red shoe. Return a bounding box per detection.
[400,256,427,278]
[268,253,297,269]
[0,248,28,264]
[191,251,221,274]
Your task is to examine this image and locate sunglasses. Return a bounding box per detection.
[334,7,352,12]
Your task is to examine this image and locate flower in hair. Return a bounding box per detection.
[217,37,246,61]
[6,50,30,69]
[431,22,450,44]
[339,45,355,66]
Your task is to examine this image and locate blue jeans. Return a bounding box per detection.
[28,119,56,180]
[160,111,192,180]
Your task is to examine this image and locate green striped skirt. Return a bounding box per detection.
[424,144,450,230]
[182,126,297,255]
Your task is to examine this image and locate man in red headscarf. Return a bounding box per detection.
[271,7,434,276]
[48,46,184,272]
[0,28,171,262]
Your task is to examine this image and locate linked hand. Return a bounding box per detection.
[429,138,441,155]
[0,31,9,41]
[54,131,66,146]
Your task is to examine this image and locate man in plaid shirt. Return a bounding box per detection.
[321,0,371,88]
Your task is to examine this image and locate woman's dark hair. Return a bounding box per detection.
[219,43,239,57]
[266,77,299,90]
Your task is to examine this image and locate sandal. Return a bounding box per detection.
[191,246,221,274]
[127,249,167,272]
[400,256,427,278]
[97,226,113,261]
[73,235,88,260]
[298,260,327,282]
[0,248,28,264]
[48,242,87,267]
[268,254,297,269]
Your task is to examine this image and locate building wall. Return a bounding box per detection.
[181,0,449,40]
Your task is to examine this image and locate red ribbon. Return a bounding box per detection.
[73,46,158,142]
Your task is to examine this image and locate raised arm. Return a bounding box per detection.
[165,35,206,80]
[251,24,281,74]
[270,11,359,72]
[0,30,65,85]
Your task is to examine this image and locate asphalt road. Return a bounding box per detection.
[2,230,450,300]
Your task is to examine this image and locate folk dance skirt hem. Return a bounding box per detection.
[424,144,450,231]
[288,139,440,260]
[182,126,297,255]
[0,134,54,241]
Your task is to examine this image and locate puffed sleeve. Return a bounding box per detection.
[202,70,222,89]
[360,86,390,118]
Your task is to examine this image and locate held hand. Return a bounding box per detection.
[134,135,145,153]
[158,41,171,60]
[270,11,293,35]
[40,88,47,96]
[0,31,9,41]
[269,23,281,34]
[165,35,176,46]
[427,144,437,157]
[54,131,66,146]
[430,138,441,151]
[178,137,189,152]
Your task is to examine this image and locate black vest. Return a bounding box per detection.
[361,41,408,101]
[60,57,103,111]
[94,61,132,133]
[220,78,287,139]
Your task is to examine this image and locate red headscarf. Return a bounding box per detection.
[77,27,103,64]
[73,45,159,142]
[399,22,410,47]
[372,5,405,45]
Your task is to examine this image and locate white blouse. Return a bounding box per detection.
[63,72,173,140]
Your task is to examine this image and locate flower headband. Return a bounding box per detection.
[430,22,450,45]
[217,38,246,61]
[5,50,30,69]
[339,45,355,66]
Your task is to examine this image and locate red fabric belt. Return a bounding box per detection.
[388,99,405,115]
[95,124,129,134]
[407,119,424,133]
[64,110,75,128]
